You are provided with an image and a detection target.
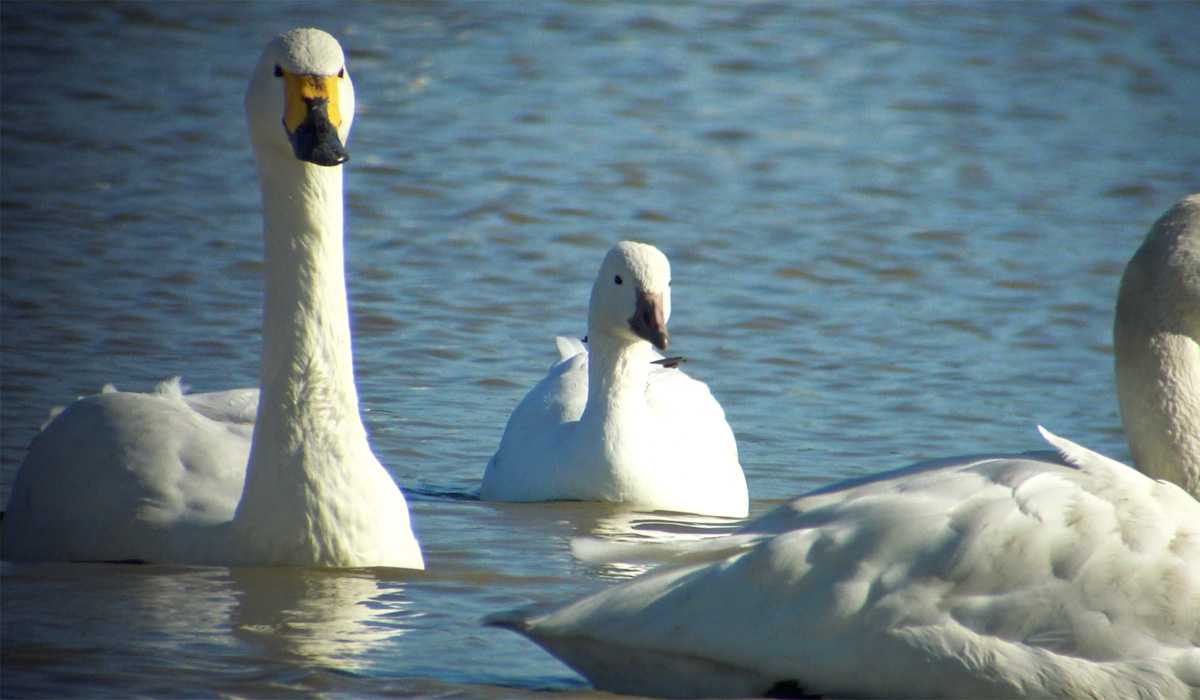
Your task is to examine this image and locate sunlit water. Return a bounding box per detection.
[2,1,1198,697]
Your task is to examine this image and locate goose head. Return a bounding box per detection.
[588,241,672,351]
[246,28,353,167]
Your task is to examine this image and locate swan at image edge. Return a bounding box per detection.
[1,28,423,569]
[480,241,749,518]
[488,194,1200,699]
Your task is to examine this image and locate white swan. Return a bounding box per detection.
[489,195,1200,699]
[2,28,424,569]
[480,241,749,518]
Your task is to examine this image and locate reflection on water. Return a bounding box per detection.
[484,500,748,580]
[229,568,414,672]
[3,0,1199,697]
[575,509,747,579]
[0,562,421,697]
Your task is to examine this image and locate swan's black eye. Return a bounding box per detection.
[338,67,345,78]
[273,64,283,78]
[614,275,623,285]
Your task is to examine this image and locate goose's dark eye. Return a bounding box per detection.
[614,275,623,285]
[338,67,345,78]
[273,64,283,78]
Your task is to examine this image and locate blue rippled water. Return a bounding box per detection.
[2,1,1197,697]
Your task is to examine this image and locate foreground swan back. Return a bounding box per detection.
[480,241,749,518]
[2,29,424,569]
[489,195,1200,699]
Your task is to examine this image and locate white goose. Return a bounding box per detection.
[2,28,424,569]
[480,241,749,518]
[489,195,1200,699]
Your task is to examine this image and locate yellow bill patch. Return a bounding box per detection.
[281,71,343,133]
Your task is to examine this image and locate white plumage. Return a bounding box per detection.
[2,28,423,569]
[489,195,1200,699]
[481,241,749,518]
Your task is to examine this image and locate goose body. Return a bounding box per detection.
[490,195,1200,698]
[2,29,423,569]
[481,242,749,518]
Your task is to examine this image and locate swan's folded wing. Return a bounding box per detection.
[494,448,1200,698]
[181,387,259,433]
[648,363,733,432]
[3,389,250,561]
[481,340,589,497]
[498,340,589,440]
[645,364,742,473]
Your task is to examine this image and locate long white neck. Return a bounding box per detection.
[256,154,359,419]
[1113,199,1200,499]
[580,326,657,485]
[232,149,370,557]
[583,326,657,413]
[1114,333,1200,497]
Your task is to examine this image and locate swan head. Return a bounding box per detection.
[1117,194,1200,338]
[246,28,354,167]
[588,241,672,351]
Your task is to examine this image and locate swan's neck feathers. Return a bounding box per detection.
[257,157,355,404]
[1114,196,1200,498]
[1115,331,1200,496]
[576,330,657,496]
[234,154,372,562]
[582,331,654,423]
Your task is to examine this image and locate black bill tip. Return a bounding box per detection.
[288,100,349,166]
[650,356,686,369]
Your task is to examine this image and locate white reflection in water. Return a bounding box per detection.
[228,568,413,671]
[576,509,745,579]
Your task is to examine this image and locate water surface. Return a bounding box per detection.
[2,1,1198,697]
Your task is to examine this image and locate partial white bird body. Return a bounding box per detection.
[175,383,260,429]
[2,28,423,569]
[481,242,748,518]
[2,381,252,563]
[490,195,1200,698]
[495,430,1200,699]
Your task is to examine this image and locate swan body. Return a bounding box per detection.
[480,242,749,518]
[2,28,423,569]
[489,195,1200,698]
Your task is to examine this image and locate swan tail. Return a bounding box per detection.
[553,335,586,362]
[1036,425,1091,468]
[153,376,188,398]
[1037,425,1132,475]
